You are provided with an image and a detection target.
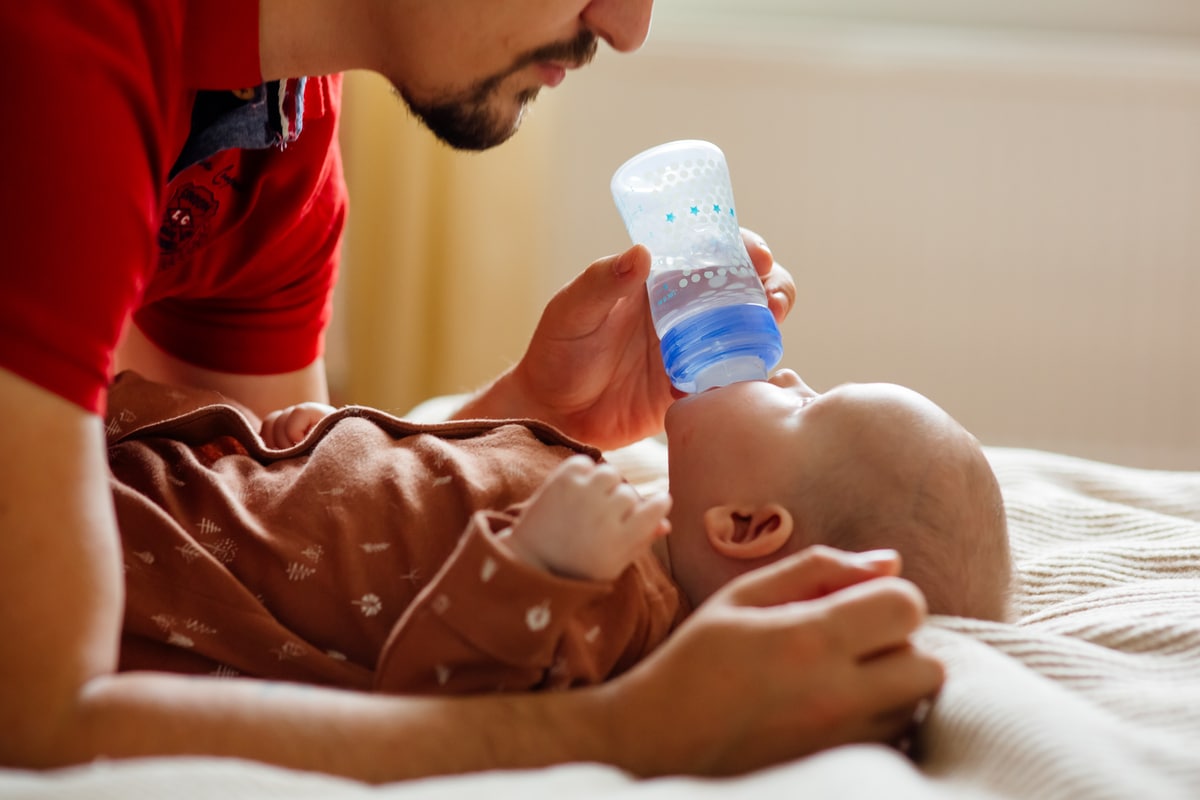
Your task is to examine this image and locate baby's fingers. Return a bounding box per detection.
[261,403,335,448]
[627,492,672,542]
[549,455,620,494]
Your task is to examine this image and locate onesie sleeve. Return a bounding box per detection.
[374,511,614,694]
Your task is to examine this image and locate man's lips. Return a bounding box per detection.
[537,62,568,87]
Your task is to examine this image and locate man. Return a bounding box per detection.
[0,0,942,782]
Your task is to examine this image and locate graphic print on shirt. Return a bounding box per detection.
[158,181,219,264]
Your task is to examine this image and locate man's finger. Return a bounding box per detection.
[764,266,796,322]
[819,577,928,659]
[548,245,652,334]
[740,227,773,276]
[717,545,902,608]
[739,228,795,321]
[855,646,945,721]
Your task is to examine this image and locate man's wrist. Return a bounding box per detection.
[455,366,563,429]
[534,680,631,773]
[453,369,530,422]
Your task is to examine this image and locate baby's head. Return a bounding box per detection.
[663,371,1010,621]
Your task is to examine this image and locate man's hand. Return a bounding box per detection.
[458,230,794,450]
[602,546,944,777]
[501,244,671,448]
[501,455,671,581]
[742,227,797,326]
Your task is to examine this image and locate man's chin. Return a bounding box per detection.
[410,95,533,152]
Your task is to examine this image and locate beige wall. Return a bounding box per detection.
[333,73,553,415]
[336,22,1200,469]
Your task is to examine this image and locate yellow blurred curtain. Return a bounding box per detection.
[333,71,554,414]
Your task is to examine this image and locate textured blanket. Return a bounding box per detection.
[4,443,1199,799]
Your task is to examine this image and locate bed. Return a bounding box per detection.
[4,422,1199,799]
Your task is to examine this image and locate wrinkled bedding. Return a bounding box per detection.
[4,429,1199,799]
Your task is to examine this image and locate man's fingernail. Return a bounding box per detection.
[850,549,899,566]
[615,247,643,276]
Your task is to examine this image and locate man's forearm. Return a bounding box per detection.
[50,671,622,783]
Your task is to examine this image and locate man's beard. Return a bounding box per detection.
[399,30,598,151]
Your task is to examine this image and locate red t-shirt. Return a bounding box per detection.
[0,0,347,414]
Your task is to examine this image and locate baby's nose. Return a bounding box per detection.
[771,369,819,396]
[771,369,802,387]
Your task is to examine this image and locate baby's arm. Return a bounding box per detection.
[501,455,671,582]
[260,402,337,448]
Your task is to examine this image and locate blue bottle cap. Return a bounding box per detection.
[660,304,783,394]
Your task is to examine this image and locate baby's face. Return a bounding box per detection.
[663,373,971,605]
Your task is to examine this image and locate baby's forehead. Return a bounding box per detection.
[833,384,965,440]
[798,387,970,493]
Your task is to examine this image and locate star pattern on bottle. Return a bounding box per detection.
[658,204,737,225]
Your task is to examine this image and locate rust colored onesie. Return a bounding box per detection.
[107,373,686,694]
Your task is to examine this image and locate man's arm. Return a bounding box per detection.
[114,325,329,421]
[0,367,625,779]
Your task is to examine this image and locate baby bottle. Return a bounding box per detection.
[611,139,783,394]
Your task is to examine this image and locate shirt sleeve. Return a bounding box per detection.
[133,75,347,376]
[0,4,186,413]
[374,511,615,695]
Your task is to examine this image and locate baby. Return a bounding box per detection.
[659,370,1010,623]
[109,368,1009,695]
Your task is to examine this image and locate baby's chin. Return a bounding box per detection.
[663,382,730,427]
[662,394,700,444]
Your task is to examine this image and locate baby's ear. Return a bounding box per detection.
[703,503,793,560]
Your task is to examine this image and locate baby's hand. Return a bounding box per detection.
[260,402,337,448]
[503,455,671,582]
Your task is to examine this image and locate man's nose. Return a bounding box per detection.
[581,0,654,53]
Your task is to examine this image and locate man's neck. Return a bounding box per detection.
[259,0,370,81]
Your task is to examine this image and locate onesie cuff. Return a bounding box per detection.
[399,512,614,668]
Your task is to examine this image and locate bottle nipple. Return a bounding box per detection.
[691,356,769,394]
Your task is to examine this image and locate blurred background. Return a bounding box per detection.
[332,0,1200,470]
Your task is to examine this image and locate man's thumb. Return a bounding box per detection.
[580,244,649,295]
[611,243,651,280]
[551,245,651,329]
